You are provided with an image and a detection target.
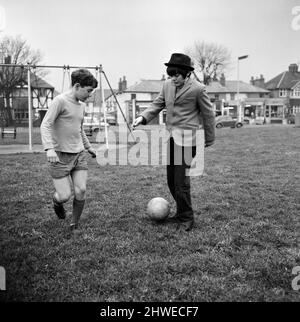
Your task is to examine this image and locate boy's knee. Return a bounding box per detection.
[74,185,86,198]
[55,191,72,203]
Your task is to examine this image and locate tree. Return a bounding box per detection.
[185,40,232,85]
[0,35,45,126]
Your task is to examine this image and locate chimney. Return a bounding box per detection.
[122,76,127,91]
[257,74,265,88]
[251,75,265,88]
[220,73,226,87]
[118,77,123,92]
[4,55,11,64]
[289,63,298,73]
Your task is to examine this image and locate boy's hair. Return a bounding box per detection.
[166,66,191,79]
[71,69,98,88]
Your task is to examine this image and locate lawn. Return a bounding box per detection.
[0,125,299,302]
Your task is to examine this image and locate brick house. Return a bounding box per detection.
[248,63,300,124]
[264,63,300,116]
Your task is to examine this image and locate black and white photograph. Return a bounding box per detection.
[0,0,299,307]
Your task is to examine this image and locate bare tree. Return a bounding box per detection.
[0,35,45,125]
[185,40,232,85]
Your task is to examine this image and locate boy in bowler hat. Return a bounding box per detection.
[133,53,215,231]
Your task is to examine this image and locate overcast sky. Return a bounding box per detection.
[0,0,300,91]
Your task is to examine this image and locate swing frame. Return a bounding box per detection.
[0,62,136,150]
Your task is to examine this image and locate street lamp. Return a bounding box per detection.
[237,55,249,122]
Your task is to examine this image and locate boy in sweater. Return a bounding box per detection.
[41,69,97,232]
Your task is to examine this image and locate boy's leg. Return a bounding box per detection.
[167,138,176,200]
[52,176,72,219]
[173,144,197,230]
[70,170,88,229]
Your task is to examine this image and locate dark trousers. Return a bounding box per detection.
[167,137,197,221]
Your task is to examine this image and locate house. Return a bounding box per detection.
[248,63,300,124]
[84,87,117,124]
[112,74,269,125]
[1,71,57,126]
[264,63,300,116]
[114,76,167,125]
[205,74,270,119]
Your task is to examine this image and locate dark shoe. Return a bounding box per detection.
[178,220,194,231]
[53,198,66,219]
[166,214,181,223]
[70,223,81,238]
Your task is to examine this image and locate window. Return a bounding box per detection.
[270,106,283,118]
[162,110,167,124]
[257,106,264,117]
[292,88,300,97]
[292,106,300,114]
[279,89,288,97]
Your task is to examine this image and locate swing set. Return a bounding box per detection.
[0,62,136,150]
[0,65,26,139]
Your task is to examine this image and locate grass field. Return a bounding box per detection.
[0,125,299,302]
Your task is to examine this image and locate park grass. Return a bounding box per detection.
[0,125,299,302]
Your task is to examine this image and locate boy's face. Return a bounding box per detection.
[74,84,94,102]
[170,73,185,89]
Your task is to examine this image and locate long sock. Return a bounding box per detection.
[71,198,85,227]
[53,194,66,219]
[53,194,62,205]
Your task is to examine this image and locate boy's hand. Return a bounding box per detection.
[132,116,144,130]
[88,148,97,158]
[46,149,60,163]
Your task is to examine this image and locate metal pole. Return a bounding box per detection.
[132,98,136,124]
[0,63,101,70]
[237,55,249,123]
[99,65,109,149]
[101,69,136,142]
[27,66,33,151]
[237,58,241,122]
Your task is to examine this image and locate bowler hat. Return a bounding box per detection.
[165,53,194,71]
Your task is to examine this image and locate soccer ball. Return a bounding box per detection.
[146,197,170,222]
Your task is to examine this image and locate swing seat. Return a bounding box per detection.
[1,127,17,139]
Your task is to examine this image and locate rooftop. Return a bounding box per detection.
[265,64,300,90]
[122,78,269,94]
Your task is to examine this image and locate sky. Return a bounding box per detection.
[0,0,300,91]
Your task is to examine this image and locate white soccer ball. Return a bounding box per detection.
[146,197,170,222]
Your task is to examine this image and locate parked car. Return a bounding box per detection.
[106,116,117,125]
[83,117,109,135]
[287,114,295,124]
[215,115,243,129]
